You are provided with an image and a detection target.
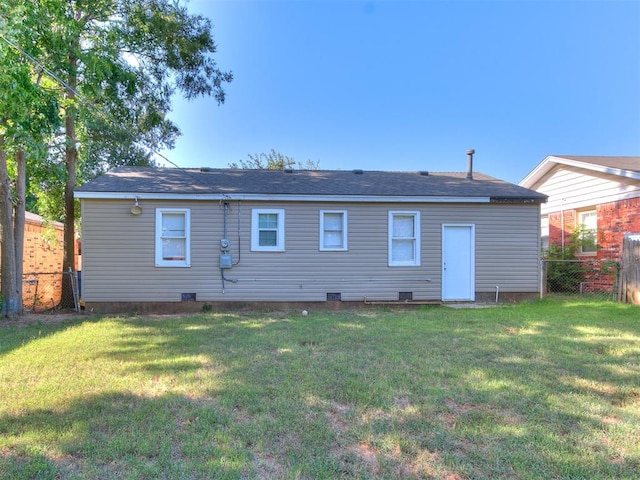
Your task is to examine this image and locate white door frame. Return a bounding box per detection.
[442,224,475,301]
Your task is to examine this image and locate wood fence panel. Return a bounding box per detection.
[618,234,640,304]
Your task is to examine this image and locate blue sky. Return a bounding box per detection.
[159,0,640,184]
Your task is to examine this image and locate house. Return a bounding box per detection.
[519,155,640,260]
[74,164,547,312]
[22,212,65,311]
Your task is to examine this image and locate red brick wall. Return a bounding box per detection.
[548,197,640,261]
[21,217,65,311]
[23,220,64,274]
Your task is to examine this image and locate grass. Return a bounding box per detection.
[0,298,639,479]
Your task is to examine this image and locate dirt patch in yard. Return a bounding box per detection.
[0,311,87,328]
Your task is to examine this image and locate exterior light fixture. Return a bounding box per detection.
[130,196,142,215]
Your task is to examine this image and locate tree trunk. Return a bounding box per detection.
[61,51,78,309]
[0,139,19,318]
[14,149,25,313]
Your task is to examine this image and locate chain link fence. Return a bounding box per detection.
[21,270,80,313]
[541,259,619,301]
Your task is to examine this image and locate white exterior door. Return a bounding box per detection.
[442,224,475,301]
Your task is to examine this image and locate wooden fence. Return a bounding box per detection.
[618,233,640,304]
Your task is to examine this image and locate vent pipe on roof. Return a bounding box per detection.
[466,149,475,180]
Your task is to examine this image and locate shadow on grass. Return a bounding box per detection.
[0,391,246,480]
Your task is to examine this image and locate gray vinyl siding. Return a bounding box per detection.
[80,199,540,302]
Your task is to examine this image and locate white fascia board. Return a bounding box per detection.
[519,156,554,188]
[75,191,490,203]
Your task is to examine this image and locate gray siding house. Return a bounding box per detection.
[75,167,547,312]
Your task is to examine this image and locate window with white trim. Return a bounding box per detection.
[541,216,549,252]
[252,209,285,251]
[320,210,347,251]
[578,209,597,254]
[155,208,190,267]
[388,211,420,266]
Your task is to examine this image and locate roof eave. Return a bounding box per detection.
[75,191,498,203]
[520,155,640,188]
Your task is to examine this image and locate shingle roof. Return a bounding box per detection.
[75,167,547,202]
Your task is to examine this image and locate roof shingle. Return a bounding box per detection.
[75,167,547,201]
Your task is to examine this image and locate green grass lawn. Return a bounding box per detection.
[0,299,639,479]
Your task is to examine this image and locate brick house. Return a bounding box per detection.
[24,212,64,271]
[520,155,640,292]
[520,155,640,259]
[21,212,65,310]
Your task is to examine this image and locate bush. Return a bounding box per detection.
[544,227,596,293]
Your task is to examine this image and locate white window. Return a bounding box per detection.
[541,216,549,252]
[155,208,190,267]
[578,209,597,254]
[388,211,420,266]
[320,210,347,251]
[252,209,285,251]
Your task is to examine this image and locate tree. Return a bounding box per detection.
[230,149,320,170]
[0,4,60,317]
[1,0,232,310]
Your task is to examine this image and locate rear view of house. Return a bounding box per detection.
[75,166,546,312]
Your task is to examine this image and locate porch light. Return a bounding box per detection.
[130,197,142,215]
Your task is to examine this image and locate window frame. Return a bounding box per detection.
[388,211,421,267]
[251,208,285,252]
[540,215,549,252]
[577,209,597,255]
[155,208,191,267]
[320,210,348,251]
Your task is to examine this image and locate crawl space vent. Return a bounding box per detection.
[181,292,197,301]
[399,292,413,301]
[326,292,342,301]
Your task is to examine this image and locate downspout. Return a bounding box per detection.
[560,198,566,259]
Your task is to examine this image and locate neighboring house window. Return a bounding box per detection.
[155,208,190,267]
[252,209,285,251]
[320,210,347,251]
[578,209,597,254]
[541,216,549,252]
[388,211,420,266]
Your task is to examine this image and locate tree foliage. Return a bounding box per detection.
[230,149,320,170]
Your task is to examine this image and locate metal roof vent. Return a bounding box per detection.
[284,168,293,173]
[419,171,429,176]
[200,167,212,173]
[466,149,475,180]
[353,169,364,174]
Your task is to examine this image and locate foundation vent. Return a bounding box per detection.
[326,292,342,301]
[399,291,413,301]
